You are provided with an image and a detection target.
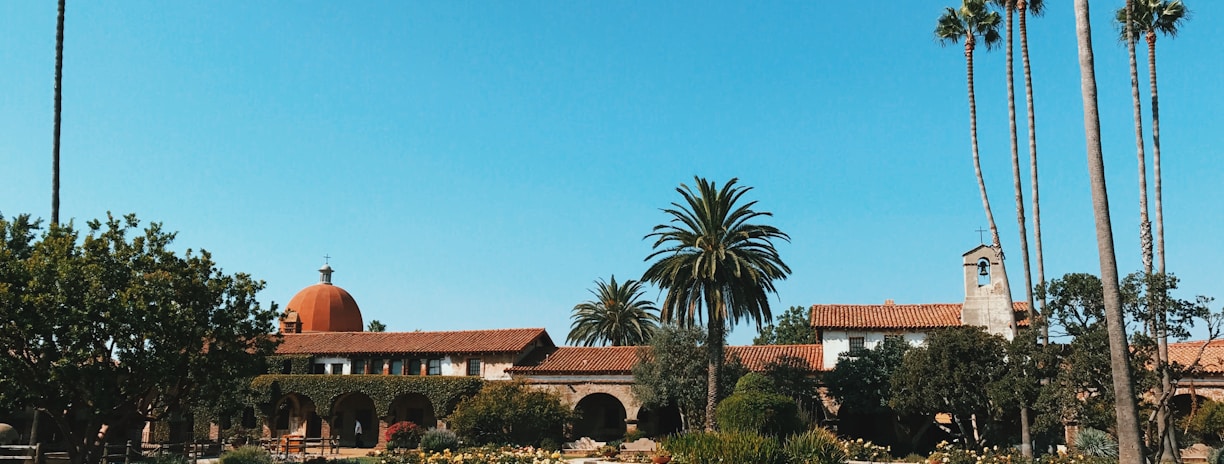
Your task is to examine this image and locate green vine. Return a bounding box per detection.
[250,374,483,417]
[266,355,314,375]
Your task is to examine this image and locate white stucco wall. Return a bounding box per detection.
[820,330,927,369]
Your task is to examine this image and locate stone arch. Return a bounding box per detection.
[272,393,319,438]
[332,392,378,448]
[388,393,437,429]
[573,393,627,441]
[1172,393,1214,420]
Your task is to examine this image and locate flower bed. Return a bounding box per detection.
[375,446,566,464]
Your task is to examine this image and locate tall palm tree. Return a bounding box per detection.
[51,0,65,226]
[935,1,1009,279]
[642,177,791,431]
[1072,1,1144,462]
[1118,4,1188,459]
[1016,0,1047,347]
[990,0,1035,455]
[566,275,660,347]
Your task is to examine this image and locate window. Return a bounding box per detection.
[330,363,343,375]
[352,360,365,375]
[427,359,442,376]
[390,359,403,375]
[408,359,421,376]
[312,363,326,375]
[467,358,481,376]
[281,360,293,374]
[884,334,904,344]
[369,359,384,375]
[849,336,866,353]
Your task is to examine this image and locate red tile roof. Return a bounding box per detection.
[810,302,1029,330]
[275,328,553,355]
[506,344,824,375]
[1169,339,1224,374]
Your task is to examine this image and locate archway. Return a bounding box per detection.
[573,393,627,441]
[388,393,437,429]
[636,404,681,438]
[332,392,377,447]
[272,393,317,438]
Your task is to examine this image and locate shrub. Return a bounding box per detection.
[419,428,459,453]
[784,428,846,464]
[1073,428,1118,459]
[447,381,574,446]
[219,446,272,464]
[717,374,804,437]
[624,428,645,443]
[841,438,891,462]
[1209,447,1224,464]
[1188,400,1224,445]
[663,431,784,464]
[735,372,778,394]
[385,421,422,450]
[925,442,1022,464]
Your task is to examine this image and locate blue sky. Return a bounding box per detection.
[2,1,1221,346]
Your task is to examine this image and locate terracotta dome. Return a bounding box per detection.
[285,264,364,332]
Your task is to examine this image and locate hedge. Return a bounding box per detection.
[250,374,483,417]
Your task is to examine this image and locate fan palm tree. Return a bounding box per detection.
[1017,0,1047,346]
[935,0,1009,266]
[1118,4,1188,459]
[991,0,1035,454]
[566,276,660,347]
[51,0,65,226]
[1072,1,1144,462]
[642,177,791,431]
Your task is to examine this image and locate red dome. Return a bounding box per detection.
[286,264,363,332]
[287,283,363,332]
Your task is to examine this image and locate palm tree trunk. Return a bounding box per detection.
[1145,30,1178,462]
[1003,6,1035,457]
[51,0,65,226]
[966,40,1002,255]
[1072,2,1144,463]
[705,321,724,431]
[1018,0,1048,347]
[1128,3,1154,276]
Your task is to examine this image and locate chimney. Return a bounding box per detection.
[884,299,895,305]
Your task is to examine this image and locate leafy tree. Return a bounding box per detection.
[1071,1,1145,461]
[754,306,816,345]
[642,176,791,430]
[566,275,660,346]
[827,336,910,417]
[446,380,574,447]
[891,326,1006,447]
[0,213,280,464]
[761,354,821,422]
[367,320,387,332]
[632,324,745,432]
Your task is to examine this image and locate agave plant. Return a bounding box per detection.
[1074,428,1119,459]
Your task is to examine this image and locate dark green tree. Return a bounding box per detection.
[447,381,574,447]
[632,324,745,432]
[754,306,816,345]
[0,213,280,464]
[891,326,1006,447]
[366,320,386,332]
[566,275,660,347]
[827,336,910,417]
[642,177,791,430]
[761,354,822,422]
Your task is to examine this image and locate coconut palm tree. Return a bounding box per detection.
[935,0,1008,260]
[990,0,1035,454]
[1071,1,1144,462]
[51,0,65,226]
[642,177,791,431]
[566,275,660,347]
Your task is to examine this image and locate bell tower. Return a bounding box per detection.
[961,245,1015,339]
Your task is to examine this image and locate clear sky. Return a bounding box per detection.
[2,1,1221,346]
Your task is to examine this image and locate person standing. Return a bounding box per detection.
[354,420,363,448]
